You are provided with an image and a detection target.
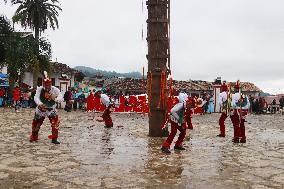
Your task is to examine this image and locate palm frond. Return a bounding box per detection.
[12,0,62,36]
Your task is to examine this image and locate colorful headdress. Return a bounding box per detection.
[43,71,52,87]
[220,81,228,92]
[234,80,240,90]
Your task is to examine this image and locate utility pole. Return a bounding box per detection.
[146,0,170,137]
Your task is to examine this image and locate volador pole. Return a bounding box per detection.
[146,0,170,137]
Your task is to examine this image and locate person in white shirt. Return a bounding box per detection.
[217,82,229,137]
[230,80,250,143]
[30,71,63,144]
[161,92,189,154]
[94,90,114,128]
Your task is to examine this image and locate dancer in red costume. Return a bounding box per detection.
[185,96,195,130]
[230,80,250,143]
[161,92,189,154]
[30,71,63,144]
[217,81,229,137]
[86,90,95,112]
[94,90,114,128]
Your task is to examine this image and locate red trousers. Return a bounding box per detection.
[230,110,246,140]
[162,121,186,149]
[185,110,193,129]
[30,115,59,141]
[219,112,227,136]
[102,107,113,127]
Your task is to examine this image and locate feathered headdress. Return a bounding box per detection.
[43,71,52,87]
[234,79,240,90]
[221,80,228,92]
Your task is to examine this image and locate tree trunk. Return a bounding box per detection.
[33,27,40,89]
[7,66,17,91]
[32,70,38,89]
[34,27,40,47]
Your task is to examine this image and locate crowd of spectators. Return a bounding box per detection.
[0,77,282,115]
[0,86,36,110]
[249,95,284,114]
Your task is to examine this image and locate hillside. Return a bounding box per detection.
[74,66,142,79]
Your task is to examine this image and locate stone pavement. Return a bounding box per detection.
[0,108,283,188]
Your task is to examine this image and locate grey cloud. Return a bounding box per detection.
[1,0,284,93]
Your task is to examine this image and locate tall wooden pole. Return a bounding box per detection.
[147,0,170,137]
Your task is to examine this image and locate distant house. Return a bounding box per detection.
[84,72,105,88]
[171,80,213,97]
[22,62,77,92]
[1,61,81,92]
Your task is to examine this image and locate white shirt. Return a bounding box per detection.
[34,86,63,108]
[218,91,228,107]
[231,92,250,109]
[100,94,110,107]
[170,102,186,125]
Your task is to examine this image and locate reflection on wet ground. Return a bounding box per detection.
[0,108,283,188]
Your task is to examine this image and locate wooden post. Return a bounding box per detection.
[146,0,170,137]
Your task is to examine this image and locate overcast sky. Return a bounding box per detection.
[1,0,284,94]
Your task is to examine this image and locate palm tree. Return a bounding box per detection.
[12,0,61,87]
[12,0,62,42]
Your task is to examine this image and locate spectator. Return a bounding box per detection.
[255,98,260,114]
[248,95,253,113]
[72,89,78,111]
[29,88,36,108]
[259,97,266,114]
[22,89,30,108]
[207,95,214,113]
[279,96,284,114]
[13,86,21,112]
[86,90,95,112]
[6,88,13,107]
[64,88,73,112]
[271,99,277,114]
[0,87,5,107]
[78,92,86,110]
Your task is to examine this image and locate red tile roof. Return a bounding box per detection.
[104,78,261,92]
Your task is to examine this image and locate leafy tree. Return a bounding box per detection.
[0,16,12,63]
[0,16,51,88]
[12,0,61,87]
[74,72,85,83]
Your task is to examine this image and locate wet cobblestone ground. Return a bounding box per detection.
[0,108,283,189]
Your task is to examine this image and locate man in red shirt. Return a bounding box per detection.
[13,85,21,112]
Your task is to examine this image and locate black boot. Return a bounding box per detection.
[174,146,186,150]
[104,124,113,128]
[217,134,225,137]
[232,138,239,143]
[52,139,60,144]
[240,138,246,143]
[161,147,171,154]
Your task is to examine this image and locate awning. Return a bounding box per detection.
[0,73,8,79]
[0,73,9,86]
